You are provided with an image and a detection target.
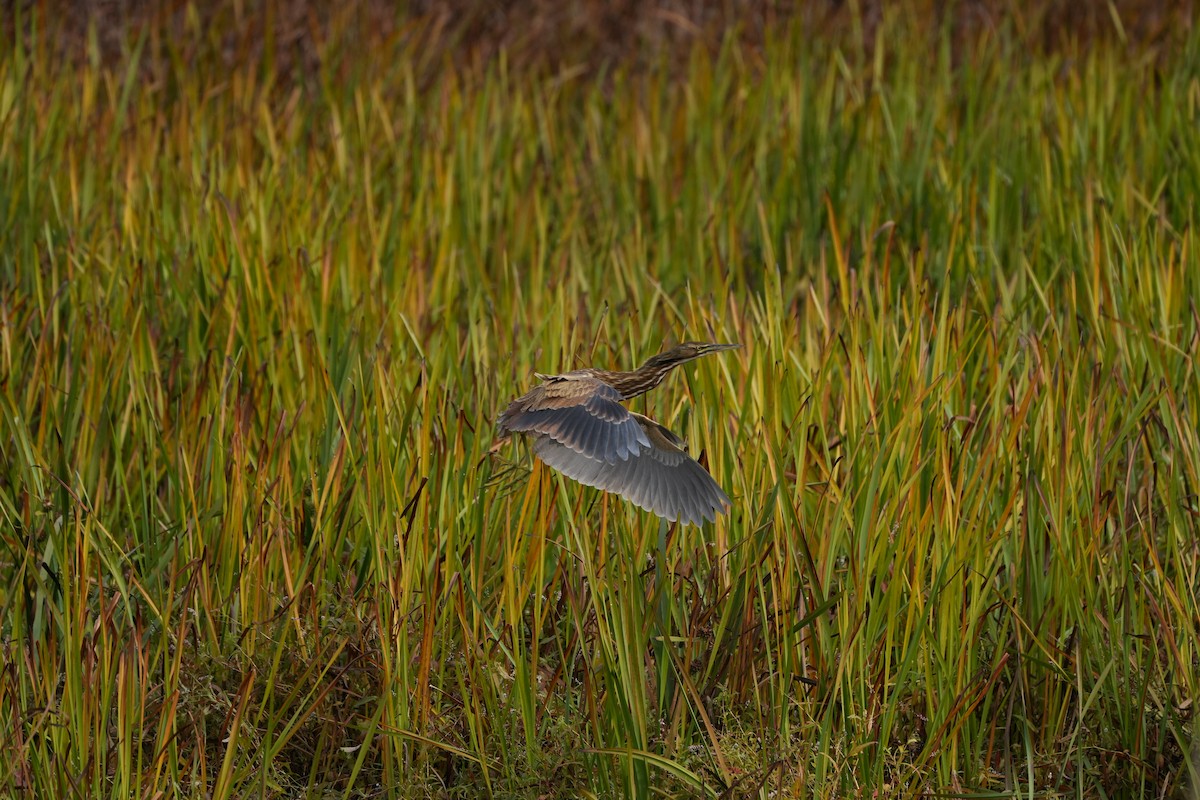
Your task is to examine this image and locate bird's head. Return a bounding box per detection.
[643,341,741,369]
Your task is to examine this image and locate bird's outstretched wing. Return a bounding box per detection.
[531,412,731,526]
[496,375,651,464]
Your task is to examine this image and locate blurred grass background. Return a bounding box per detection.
[1,1,1198,797]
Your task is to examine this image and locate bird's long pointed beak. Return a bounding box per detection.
[703,343,741,353]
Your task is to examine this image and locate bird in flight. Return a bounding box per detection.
[495,342,738,526]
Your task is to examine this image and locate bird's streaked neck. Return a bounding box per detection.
[600,360,685,399]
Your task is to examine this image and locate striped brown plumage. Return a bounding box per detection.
[496,342,738,526]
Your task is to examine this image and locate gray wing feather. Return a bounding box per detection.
[531,419,731,526]
[497,378,650,464]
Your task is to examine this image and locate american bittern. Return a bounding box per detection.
[496,342,739,526]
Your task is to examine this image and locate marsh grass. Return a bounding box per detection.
[1,3,1198,797]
